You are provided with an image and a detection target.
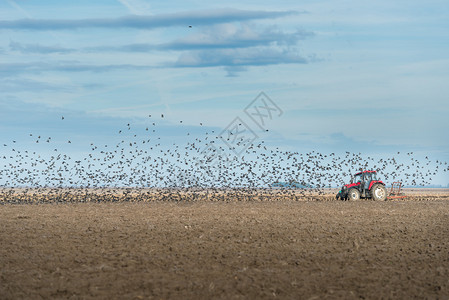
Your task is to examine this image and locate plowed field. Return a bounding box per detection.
[1,192,449,299]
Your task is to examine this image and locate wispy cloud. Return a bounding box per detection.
[0,62,152,75]
[167,24,312,49]
[117,0,152,15]
[90,24,312,52]
[0,47,307,76]
[0,77,104,94]
[0,8,300,30]
[0,78,71,92]
[10,23,313,54]
[172,47,308,68]
[9,40,74,54]
[5,22,314,76]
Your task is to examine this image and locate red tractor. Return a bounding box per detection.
[336,170,387,201]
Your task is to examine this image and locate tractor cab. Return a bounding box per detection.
[338,170,387,201]
[352,171,378,193]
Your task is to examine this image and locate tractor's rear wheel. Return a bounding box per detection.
[348,188,360,201]
[371,184,387,201]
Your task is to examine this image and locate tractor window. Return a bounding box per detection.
[364,173,372,182]
[371,172,377,181]
[354,174,362,183]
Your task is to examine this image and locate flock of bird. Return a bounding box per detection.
[1,114,448,203]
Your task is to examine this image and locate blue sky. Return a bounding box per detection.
[1,0,449,186]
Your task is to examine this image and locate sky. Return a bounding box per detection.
[1,0,449,186]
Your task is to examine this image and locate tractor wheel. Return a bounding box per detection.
[371,184,387,201]
[348,188,360,201]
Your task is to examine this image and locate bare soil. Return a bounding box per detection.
[1,193,449,299]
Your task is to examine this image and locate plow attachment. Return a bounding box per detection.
[388,182,406,199]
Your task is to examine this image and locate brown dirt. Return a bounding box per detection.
[1,196,449,299]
